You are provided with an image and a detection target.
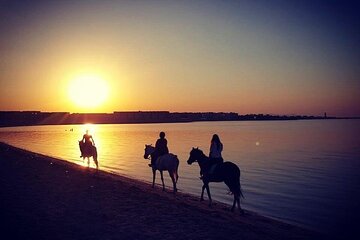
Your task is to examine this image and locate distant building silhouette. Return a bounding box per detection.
[0,111,337,127]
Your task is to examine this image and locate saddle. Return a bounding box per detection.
[208,163,219,175]
[206,157,223,176]
[201,163,219,179]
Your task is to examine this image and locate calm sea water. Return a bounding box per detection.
[0,120,359,234]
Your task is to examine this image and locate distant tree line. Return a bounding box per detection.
[0,111,336,127]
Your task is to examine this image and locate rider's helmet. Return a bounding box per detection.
[159,131,165,138]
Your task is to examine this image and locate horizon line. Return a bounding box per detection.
[0,110,355,118]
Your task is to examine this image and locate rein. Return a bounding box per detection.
[193,150,210,171]
[197,151,208,163]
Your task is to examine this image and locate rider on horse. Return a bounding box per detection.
[149,131,169,167]
[80,130,95,157]
[200,134,224,178]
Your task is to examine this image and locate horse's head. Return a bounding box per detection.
[187,147,203,165]
[144,144,155,160]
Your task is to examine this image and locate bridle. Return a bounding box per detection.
[144,146,155,160]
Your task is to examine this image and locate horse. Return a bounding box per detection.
[187,147,244,213]
[79,141,99,169]
[144,144,179,193]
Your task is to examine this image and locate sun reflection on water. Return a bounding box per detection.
[0,120,359,235]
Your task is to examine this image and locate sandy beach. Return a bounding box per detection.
[0,142,321,240]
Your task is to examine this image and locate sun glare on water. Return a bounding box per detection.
[68,75,109,109]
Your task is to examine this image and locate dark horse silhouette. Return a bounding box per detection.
[187,147,244,213]
[79,141,98,169]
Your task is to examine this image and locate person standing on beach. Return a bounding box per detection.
[149,131,169,167]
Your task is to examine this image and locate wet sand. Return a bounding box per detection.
[0,142,321,240]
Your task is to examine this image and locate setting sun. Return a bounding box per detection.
[68,75,109,109]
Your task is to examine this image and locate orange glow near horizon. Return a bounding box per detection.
[0,1,359,117]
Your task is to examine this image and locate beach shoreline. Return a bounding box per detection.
[0,142,322,240]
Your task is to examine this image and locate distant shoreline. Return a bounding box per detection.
[0,142,321,239]
[1,110,357,128]
[0,117,357,128]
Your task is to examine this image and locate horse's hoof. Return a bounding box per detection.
[231,208,235,212]
[239,209,245,215]
[200,198,204,202]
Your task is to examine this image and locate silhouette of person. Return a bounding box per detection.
[209,134,223,164]
[200,134,224,178]
[80,130,95,157]
[149,131,169,167]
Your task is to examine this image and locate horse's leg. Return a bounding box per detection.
[93,156,99,169]
[87,157,90,167]
[169,171,177,193]
[175,162,179,183]
[200,185,206,201]
[160,170,165,191]
[205,184,212,207]
[237,198,243,214]
[237,196,244,214]
[93,151,99,169]
[152,168,156,188]
[225,178,241,212]
[231,195,236,212]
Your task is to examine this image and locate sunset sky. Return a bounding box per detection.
[0,0,359,117]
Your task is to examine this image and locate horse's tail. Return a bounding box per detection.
[226,165,244,199]
[236,171,244,199]
[228,179,244,199]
